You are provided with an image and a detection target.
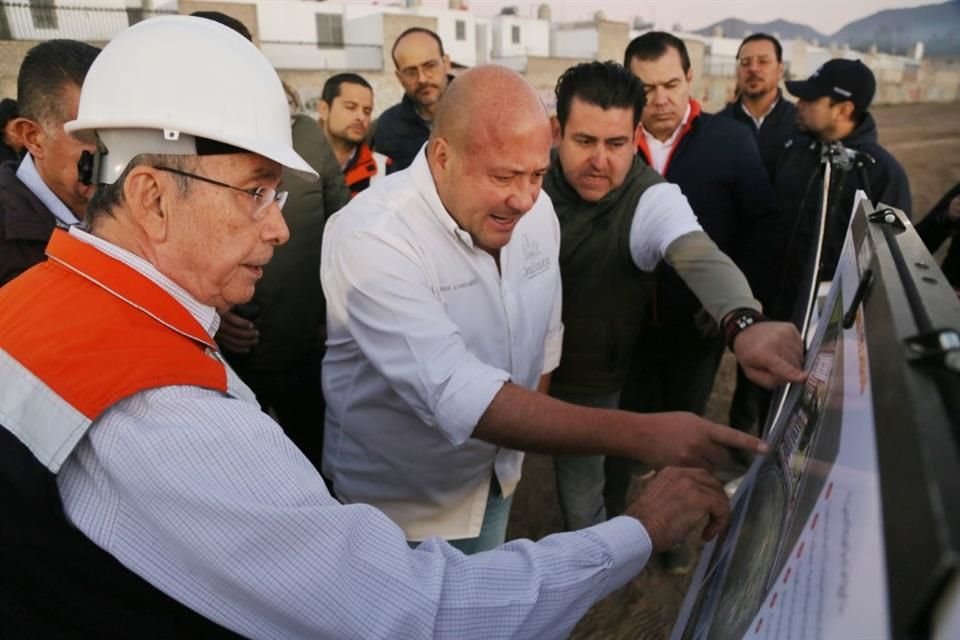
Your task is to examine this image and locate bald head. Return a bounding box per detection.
[431,65,548,153]
[426,66,552,259]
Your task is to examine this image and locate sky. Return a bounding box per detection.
[418,0,946,36]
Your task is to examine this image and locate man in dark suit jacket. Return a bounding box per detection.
[717,33,798,438]
[0,40,99,286]
[718,33,797,179]
[611,34,780,573]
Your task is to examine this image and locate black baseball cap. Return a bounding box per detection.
[786,58,876,112]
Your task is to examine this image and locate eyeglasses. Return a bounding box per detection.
[152,165,288,220]
[398,58,444,82]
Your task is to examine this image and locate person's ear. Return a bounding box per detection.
[13,118,46,159]
[124,166,169,242]
[429,136,450,172]
[317,100,330,123]
[550,116,562,146]
[835,100,855,123]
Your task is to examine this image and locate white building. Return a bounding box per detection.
[0,0,178,41]
[552,21,599,59]
[491,13,549,59]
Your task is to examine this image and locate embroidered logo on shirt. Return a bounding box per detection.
[521,234,550,280]
[522,235,541,260]
[440,277,479,292]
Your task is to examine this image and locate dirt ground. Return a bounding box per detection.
[504,101,960,639]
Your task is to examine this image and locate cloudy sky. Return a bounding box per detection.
[428,0,943,35]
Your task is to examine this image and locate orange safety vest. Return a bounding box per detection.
[343,143,389,198]
[0,229,229,469]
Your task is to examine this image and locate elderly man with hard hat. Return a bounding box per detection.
[0,16,738,639]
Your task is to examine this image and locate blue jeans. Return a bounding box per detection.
[410,476,513,555]
[550,389,621,531]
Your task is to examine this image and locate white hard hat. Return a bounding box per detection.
[66,15,318,183]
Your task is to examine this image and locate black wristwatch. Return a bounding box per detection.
[722,308,768,350]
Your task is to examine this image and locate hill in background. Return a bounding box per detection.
[694,1,960,56]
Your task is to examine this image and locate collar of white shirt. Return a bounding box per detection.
[16,153,81,227]
[740,95,780,129]
[642,102,693,174]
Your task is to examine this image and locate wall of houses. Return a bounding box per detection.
[1,0,957,118]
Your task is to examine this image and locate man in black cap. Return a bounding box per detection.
[755,58,911,327]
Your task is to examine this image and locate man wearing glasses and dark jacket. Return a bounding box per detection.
[372,27,453,173]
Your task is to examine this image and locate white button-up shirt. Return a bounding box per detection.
[321,149,564,541]
[740,97,780,129]
[642,102,693,174]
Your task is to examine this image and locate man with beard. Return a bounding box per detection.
[372,27,452,173]
[319,73,389,196]
[717,33,797,441]
[718,33,797,178]
[767,58,911,326]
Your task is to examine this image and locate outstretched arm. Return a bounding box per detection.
[474,382,767,472]
[664,231,806,388]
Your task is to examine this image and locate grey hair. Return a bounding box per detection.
[85,154,194,227]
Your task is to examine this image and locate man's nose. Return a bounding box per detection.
[589,146,607,168]
[263,203,290,246]
[506,180,537,213]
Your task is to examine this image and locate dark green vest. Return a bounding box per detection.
[544,151,664,394]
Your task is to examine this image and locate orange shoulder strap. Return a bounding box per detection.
[0,230,227,420]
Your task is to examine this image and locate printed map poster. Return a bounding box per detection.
[671,202,889,640]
